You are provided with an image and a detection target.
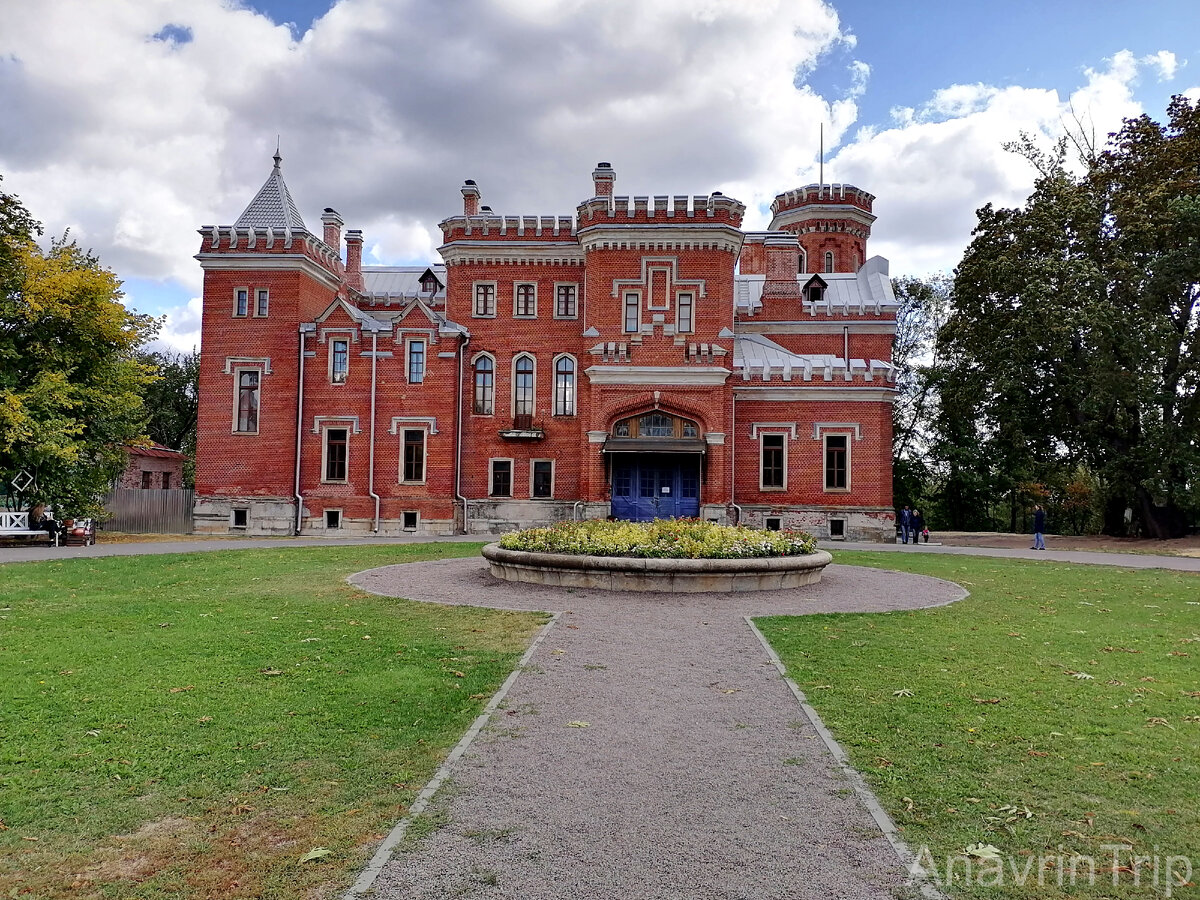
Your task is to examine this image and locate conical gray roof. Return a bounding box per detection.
[235,151,307,231]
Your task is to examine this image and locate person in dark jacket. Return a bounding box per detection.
[898,505,912,543]
[910,509,925,547]
[1032,505,1046,550]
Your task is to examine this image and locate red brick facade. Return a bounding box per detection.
[193,159,898,539]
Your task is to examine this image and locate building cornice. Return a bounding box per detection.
[737,321,897,335]
[585,365,731,386]
[577,223,744,255]
[437,241,585,266]
[769,205,877,234]
[196,253,343,290]
[733,386,897,402]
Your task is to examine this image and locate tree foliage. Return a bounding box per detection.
[139,348,199,485]
[943,96,1200,537]
[0,179,157,515]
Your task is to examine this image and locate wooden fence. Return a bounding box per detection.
[102,488,194,534]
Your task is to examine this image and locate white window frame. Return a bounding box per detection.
[233,287,249,318]
[254,287,269,317]
[330,338,349,384]
[759,431,788,491]
[406,338,426,384]
[231,507,249,529]
[400,427,427,484]
[676,291,694,334]
[511,353,536,418]
[402,510,420,531]
[324,508,343,530]
[232,366,261,434]
[552,353,576,416]
[798,249,807,275]
[824,250,835,274]
[553,282,578,319]
[472,352,495,416]
[489,457,514,497]
[322,426,350,484]
[473,281,497,318]
[530,459,555,499]
[623,291,641,333]
[513,282,537,318]
[822,432,851,493]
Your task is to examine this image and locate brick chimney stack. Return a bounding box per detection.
[461,180,481,216]
[344,229,363,291]
[321,208,343,252]
[592,162,615,199]
[760,234,803,301]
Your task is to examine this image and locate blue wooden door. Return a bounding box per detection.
[611,456,700,521]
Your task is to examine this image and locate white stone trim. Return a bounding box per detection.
[733,387,896,402]
[529,458,555,499]
[223,356,272,375]
[312,415,361,435]
[586,430,608,443]
[440,243,585,266]
[750,422,798,440]
[389,416,439,435]
[196,253,342,290]
[704,432,726,445]
[812,421,862,441]
[585,366,730,386]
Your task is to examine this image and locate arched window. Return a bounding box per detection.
[554,356,575,416]
[611,411,699,439]
[473,355,494,415]
[824,251,834,273]
[798,248,807,275]
[513,355,535,417]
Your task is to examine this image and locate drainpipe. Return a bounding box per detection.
[454,334,470,534]
[368,329,381,532]
[843,325,850,374]
[730,391,742,525]
[293,323,313,535]
[573,499,584,521]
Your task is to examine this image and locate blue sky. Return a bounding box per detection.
[2,0,1197,350]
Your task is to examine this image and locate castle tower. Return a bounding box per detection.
[768,183,876,274]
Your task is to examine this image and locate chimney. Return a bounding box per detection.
[321,208,343,251]
[344,229,363,291]
[592,162,615,199]
[461,179,481,216]
[760,235,802,302]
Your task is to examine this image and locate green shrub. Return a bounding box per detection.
[498,519,817,559]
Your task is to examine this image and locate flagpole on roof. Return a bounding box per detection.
[819,122,824,196]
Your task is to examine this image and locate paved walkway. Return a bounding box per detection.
[3,533,1200,572]
[346,557,966,900]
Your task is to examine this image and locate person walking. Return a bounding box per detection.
[1032,505,1046,550]
[899,505,912,544]
[910,509,925,548]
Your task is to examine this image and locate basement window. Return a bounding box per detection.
[402,510,419,531]
[829,518,846,540]
[325,509,342,530]
[231,508,248,530]
[766,517,781,532]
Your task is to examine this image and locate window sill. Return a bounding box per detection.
[823,488,851,493]
[759,486,788,492]
[231,430,260,436]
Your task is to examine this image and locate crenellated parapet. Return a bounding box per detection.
[771,183,875,217]
[577,193,745,227]
[438,214,578,243]
[196,225,344,280]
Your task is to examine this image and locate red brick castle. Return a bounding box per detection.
[193,155,898,540]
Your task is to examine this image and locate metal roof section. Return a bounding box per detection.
[234,151,308,232]
[734,256,898,317]
[732,333,895,383]
[361,265,448,301]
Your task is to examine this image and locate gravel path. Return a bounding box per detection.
[348,558,965,900]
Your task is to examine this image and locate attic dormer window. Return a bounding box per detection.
[421,275,438,294]
[807,284,824,304]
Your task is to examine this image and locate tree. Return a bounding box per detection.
[0,180,157,515]
[944,97,1200,538]
[140,348,199,485]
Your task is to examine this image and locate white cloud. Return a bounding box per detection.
[153,296,203,353]
[1141,50,1178,81]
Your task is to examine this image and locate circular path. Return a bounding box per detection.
[348,558,965,900]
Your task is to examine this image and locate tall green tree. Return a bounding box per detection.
[140,348,199,485]
[0,180,157,515]
[945,97,1200,537]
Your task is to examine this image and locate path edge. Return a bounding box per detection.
[744,616,947,900]
[342,610,561,898]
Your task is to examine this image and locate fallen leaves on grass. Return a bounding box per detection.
[892,688,914,697]
[964,842,1002,860]
[169,685,193,693]
[259,668,283,677]
[972,697,1002,704]
[1067,671,1094,680]
[298,848,331,863]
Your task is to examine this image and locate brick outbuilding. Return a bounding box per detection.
[193,156,898,540]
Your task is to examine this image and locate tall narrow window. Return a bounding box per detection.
[623,292,639,333]
[324,428,348,482]
[402,429,425,483]
[824,251,835,273]
[236,370,259,432]
[554,356,575,416]
[799,249,808,274]
[140,471,152,489]
[331,339,348,384]
[532,460,553,498]
[761,434,785,489]
[676,292,694,333]
[555,284,577,318]
[514,283,536,317]
[255,288,269,316]
[490,459,512,497]
[474,283,495,316]
[234,288,248,317]
[408,340,425,384]
[513,355,534,417]
[162,472,172,490]
[824,434,848,490]
[473,356,494,415]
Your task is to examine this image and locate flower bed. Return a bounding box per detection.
[485,520,829,593]
[498,519,817,559]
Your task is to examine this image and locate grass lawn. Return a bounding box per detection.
[758,553,1200,899]
[0,543,545,899]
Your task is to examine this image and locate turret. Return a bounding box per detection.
[768,183,876,274]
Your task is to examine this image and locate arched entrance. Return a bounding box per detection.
[605,412,703,520]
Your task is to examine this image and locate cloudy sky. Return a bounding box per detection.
[2,0,1198,351]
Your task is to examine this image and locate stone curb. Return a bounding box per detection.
[342,610,561,898]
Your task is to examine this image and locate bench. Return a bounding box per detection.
[0,510,59,546]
